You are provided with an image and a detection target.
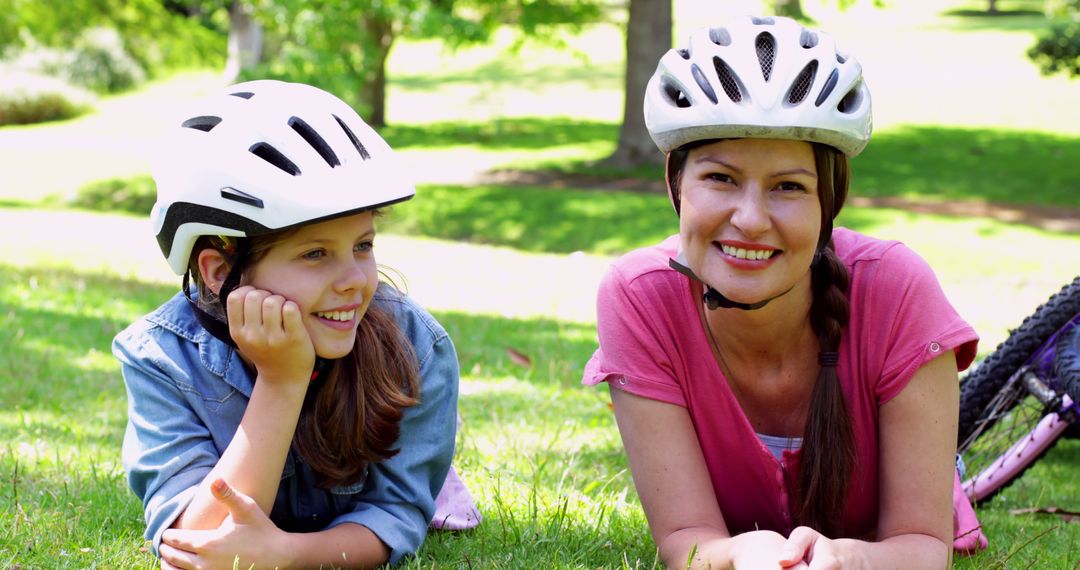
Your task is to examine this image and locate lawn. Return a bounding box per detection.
[1,0,1079,567]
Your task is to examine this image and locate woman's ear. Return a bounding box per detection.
[197,249,231,296]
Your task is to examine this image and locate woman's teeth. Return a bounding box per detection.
[316,310,355,322]
[721,245,775,260]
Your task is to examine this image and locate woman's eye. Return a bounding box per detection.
[776,181,806,192]
[705,172,734,184]
[355,241,374,253]
[302,249,326,260]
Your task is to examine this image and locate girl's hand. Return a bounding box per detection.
[779,527,865,569]
[226,285,315,384]
[159,479,293,570]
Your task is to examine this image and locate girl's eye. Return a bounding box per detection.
[302,249,326,260]
[355,241,374,253]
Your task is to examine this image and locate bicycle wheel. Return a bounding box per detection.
[961,387,1072,504]
[1055,323,1080,439]
[957,276,1080,445]
[1056,320,1080,403]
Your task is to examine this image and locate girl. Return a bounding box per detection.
[115,80,477,569]
[584,16,985,569]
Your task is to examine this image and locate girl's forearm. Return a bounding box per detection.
[175,379,309,529]
[279,522,390,569]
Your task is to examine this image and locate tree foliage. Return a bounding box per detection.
[1029,20,1080,77]
[0,0,225,75]
[245,0,605,126]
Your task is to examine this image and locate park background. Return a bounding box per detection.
[1,0,1078,567]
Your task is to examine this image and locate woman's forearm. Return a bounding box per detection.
[175,379,309,529]
[661,528,794,570]
[838,534,950,570]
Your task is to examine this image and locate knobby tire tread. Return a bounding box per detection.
[957,276,1080,446]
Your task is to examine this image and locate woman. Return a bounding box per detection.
[115,80,477,569]
[584,16,984,568]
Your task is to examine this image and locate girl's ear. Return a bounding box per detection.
[197,249,231,296]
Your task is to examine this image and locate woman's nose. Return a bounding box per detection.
[730,189,771,236]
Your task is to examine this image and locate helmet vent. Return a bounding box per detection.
[755,33,776,81]
[289,117,340,167]
[787,60,818,105]
[181,116,222,132]
[838,86,862,114]
[751,16,775,25]
[836,52,848,64]
[677,48,690,60]
[333,115,371,159]
[814,68,839,107]
[713,57,743,103]
[230,91,254,99]
[250,143,301,176]
[800,29,818,49]
[661,79,692,108]
[691,63,718,104]
[708,27,731,46]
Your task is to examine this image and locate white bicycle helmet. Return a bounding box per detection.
[151,79,415,275]
[644,15,872,156]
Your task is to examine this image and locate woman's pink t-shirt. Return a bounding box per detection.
[583,228,979,538]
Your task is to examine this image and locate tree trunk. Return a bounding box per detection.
[360,15,395,128]
[988,0,998,14]
[224,0,263,82]
[602,0,671,169]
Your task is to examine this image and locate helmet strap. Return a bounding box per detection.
[668,255,795,311]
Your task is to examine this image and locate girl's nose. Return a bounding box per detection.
[334,259,369,293]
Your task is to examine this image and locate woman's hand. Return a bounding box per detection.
[778,527,866,570]
[160,479,293,570]
[226,285,315,384]
[723,530,809,569]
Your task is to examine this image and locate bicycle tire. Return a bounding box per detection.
[957,276,1080,446]
[1055,320,1080,403]
[1055,324,1080,439]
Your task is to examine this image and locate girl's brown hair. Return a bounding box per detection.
[188,224,419,488]
[668,141,855,536]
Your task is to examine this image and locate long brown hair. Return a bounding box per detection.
[668,141,855,536]
[188,222,420,489]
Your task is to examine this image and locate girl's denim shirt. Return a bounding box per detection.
[113,284,459,564]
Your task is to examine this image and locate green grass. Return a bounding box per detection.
[2,248,1078,568]
[3,1,1079,565]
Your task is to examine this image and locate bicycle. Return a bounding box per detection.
[956,276,1080,504]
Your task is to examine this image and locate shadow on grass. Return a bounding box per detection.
[382,183,679,256]
[392,57,621,93]
[380,116,618,150]
[855,126,1080,209]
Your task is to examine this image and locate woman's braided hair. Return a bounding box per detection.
[797,144,854,536]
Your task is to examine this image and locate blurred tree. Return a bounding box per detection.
[1029,0,1080,77]
[0,0,225,75]
[224,0,262,81]
[250,0,603,127]
[603,0,670,168]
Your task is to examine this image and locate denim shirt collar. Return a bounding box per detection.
[147,292,256,397]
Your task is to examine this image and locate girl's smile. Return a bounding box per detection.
[248,211,379,359]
